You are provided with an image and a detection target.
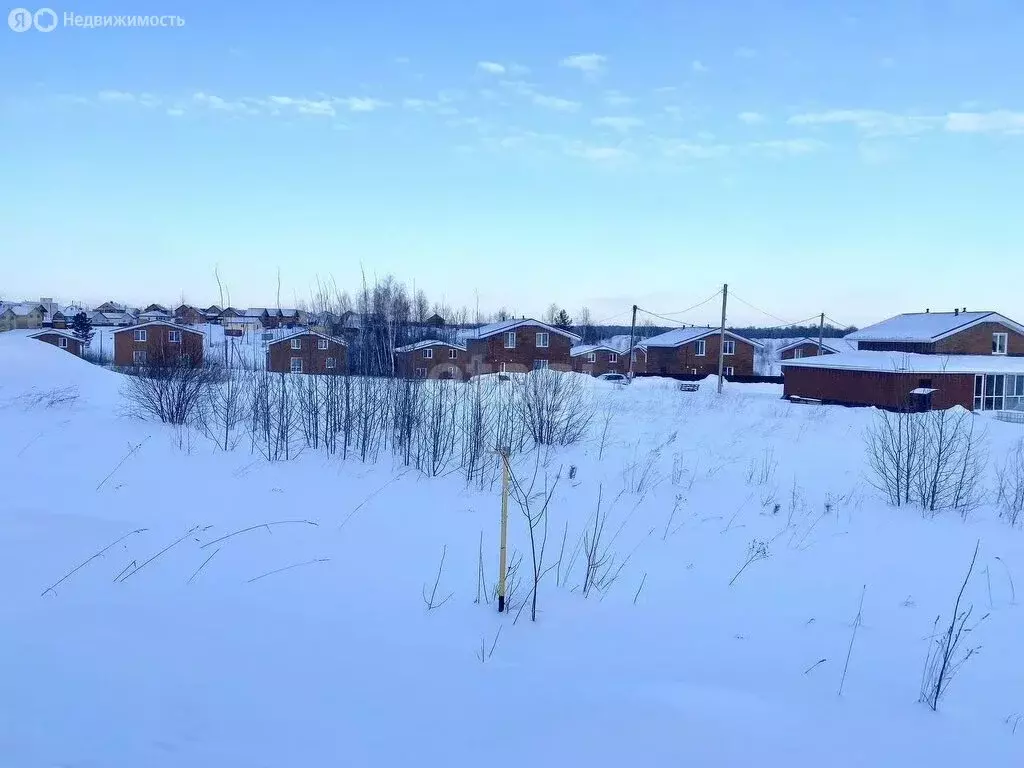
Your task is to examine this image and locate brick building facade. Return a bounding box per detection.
[463,320,580,375]
[266,331,347,374]
[394,341,467,379]
[113,322,204,367]
[30,330,84,356]
[641,327,760,377]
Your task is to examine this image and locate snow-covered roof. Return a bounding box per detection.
[642,327,764,349]
[462,318,581,342]
[113,321,205,336]
[30,329,79,341]
[781,350,1024,375]
[394,340,466,353]
[2,303,46,317]
[845,311,1024,343]
[777,337,857,354]
[267,329,347,347]
[571,343,632,357]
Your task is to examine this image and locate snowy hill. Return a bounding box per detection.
[1,333,1022,766]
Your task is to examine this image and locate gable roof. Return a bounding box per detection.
[113,321,205,336]
[845,311,1024,343]
[777,337,857,355]
[571,343,628,358]
[464,318,581,342]
[781,350,1024,375]
[30,329,80,342]
[3,303,46,317]
[641,327,763,349]
[266,329,348,347]
[394,339,466,353]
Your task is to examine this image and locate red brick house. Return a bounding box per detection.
[778,338,858,360]
[571,344,629,376]
[845,310,1024,355]
[394,340,467,379]
[30,329,84,356]
[462,319,581,375]
[782,351,1024,413]
[641,327,761,377]
[266,331,347,374]
[174,304,205,325]
[113,322,204,367]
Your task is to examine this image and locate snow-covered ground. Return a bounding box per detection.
[1,333,1023,766]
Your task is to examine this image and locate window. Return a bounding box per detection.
[974,374,984,411]
[290,357,302,374]
[133,350,147,364]
[695,339,706,356]
[326,357,336,369]
[533,360,549,370]
[983,374,1004,411]
[1007,374,1024,411]
[423,348,433,359]
[291,338,301,350]
[724,366,735,377]
[993,332,1008,355]
[536,332,549,348]
[133,329,147,342]
[588,352,596,362]
[449,366,457,377]
[723,340,736,356]
[448,348,457,359]
[504,331,516,349]
[415,367,427,378]
[792,348,803,359]
[318,338,329,350]
[608,353,618,364]
[58,337,68,348]
[500,362,508,374]
[168,330,182,343]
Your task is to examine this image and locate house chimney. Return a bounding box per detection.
[925,308,929,313]
[954,308,959,316]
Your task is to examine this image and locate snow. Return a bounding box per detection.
[394,339,465,352]
[642,326,764,349]
[846,312,1024,343]
[777,337,859,354]
[458,318,582,342]
[1,333,1023,766]
[782,350,1024,375]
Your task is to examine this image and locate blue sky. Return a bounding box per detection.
[2,0,1022,326]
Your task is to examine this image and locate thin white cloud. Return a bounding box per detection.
[691,60,709,73]
[604,90,634,107]
[749,138,826,156]
[532,94,581,112]
[477,61,506,75]
[193,92,249,112]
[735,47,757,59]
[560,53,607,75]
[592,116,644,132]
[338,97,388,112]
[98,90,135,102]
[661,140,730,159]
[269,96,336,116]
[788,109,937,137]
[166,107,185,117]
[738,111,765,125]
[945,110,1024,135]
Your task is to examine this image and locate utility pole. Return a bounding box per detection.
[627,304,638,379]
[817,312,825,355]
[717,284,728,394]
[497,448,510,613]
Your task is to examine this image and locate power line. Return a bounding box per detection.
[590,309,634,326]
[658,289,723,317]
[728,291,807,327]
[636,289,723,327]
[637,307,708,327]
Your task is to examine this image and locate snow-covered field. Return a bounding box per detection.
[1,333,1023,766]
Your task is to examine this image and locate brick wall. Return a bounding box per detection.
[783,366,975,410]
[935,322,1024,356]
[267,333,348,374]
[645,334,756,376]
[572,348,628,376]
[114,324,204,367]
[34,332,83,356]
[465,325,575,374]
[781,342,836,360]
[396,344,467,379]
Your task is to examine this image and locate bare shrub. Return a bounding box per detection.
[516,369,592,446]
[416,379,460,476]
[121,356,220,425]
[15,385,80,409]
[866,407,987,516]
[745,447,777,486]
[503,454,561,621]
[196,369,245,450]
[422,544,454,610]
[246,370,299,461]
[996,439,1024,527]
[729,539,769,586]
[920,541,988,710]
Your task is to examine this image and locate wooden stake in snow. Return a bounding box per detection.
[497,447,510,613]
[717,283,728,395]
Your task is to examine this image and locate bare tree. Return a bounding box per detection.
[996,438,1024,527]
[516,369,592,446]
[504,454,561,622]
[121,353,220,425]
